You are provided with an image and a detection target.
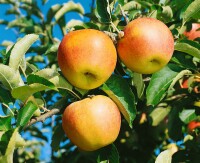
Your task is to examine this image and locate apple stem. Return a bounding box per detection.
[111,22,124,39]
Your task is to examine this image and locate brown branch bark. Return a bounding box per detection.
[25,108,60,128]
[24,97,68,129]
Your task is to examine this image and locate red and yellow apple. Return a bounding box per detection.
[117,17,174,74]
[57,29,117,90]
[183,23,200,41]
[62,95,121,151]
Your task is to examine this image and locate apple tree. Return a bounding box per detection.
[0,0,200,162]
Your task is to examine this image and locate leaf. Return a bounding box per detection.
[50,75,73,90]
[155,149,172,163]
[0,128,25,162]
[46,4,62,24]
[51,124,65,151]
[132,73,145,99]
[181,0,200,23]
[35,68,59,79]
[9,34,39,71]
[179,109,197,124]
[101,74,136,128]
[0,116,12,131]
[146,64,183,106]
[54,1,84,22]
[95,0,112,23]
[27,74,56,90]
[11,83,51,102]
[0,64,23,90]
[97,144,119,163]
[0,85,13,104]
[150,105,171,126]
[44,43,59,55]
[175,40,200,59]
[171,51,197,70]
[16,101,38,128]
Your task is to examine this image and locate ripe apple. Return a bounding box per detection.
[57,29,117,90]
[187,121,200,133]
[62,95,121,151]
[183,23,200,41]
[117,17,174,74]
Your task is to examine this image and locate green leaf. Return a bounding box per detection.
[95,0,112,23]
[101,74,136,128]
[51,124,65,151]
[9,34,39,71]
[54,1,84,22]
[97,144,119,163]
[171,51,197,70]
[132,73,145,99]
[44,43,59,55]
[150,105,171,126]
[181,0,200,23]
[0,85,13,104]
[46,4,62,24]
[27,74,56,90]
[12,83,51,102]
[16,101,38,128]
[50,75,73,91]
[146,64,182,106]
[179,109,197,124]
[35,68,59,79]
[0,128,25,162]
[175,40,200,59]
[0,64,23,90]
[0,116,12,131]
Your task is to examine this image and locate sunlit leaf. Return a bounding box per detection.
[155,149,172,163]
[9,34,39,71]
[179,109,197,124]
[181,0,200,23]
[54,1,84,22]
[175,40,200,59]
[0,64,23,90]
[11,83,53,102]
[0,128,25,162]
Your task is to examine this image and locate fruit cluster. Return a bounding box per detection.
[58,17,174,151]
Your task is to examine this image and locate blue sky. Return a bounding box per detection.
[0,0,92,45]
[0,0,92,162]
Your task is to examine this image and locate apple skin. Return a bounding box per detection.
[187,121,200,133]
[183,23,200,41]
[62,95,121,151]
[117,17,174,74]
[57,29,117,90]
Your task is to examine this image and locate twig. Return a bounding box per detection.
[25,108,60,128]
[24,97,68,129]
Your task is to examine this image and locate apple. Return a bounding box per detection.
[187,121,200,133]
[62,95,121,151]
[57,29,117,90]
[117,17,174,74]
[183,23,200,41]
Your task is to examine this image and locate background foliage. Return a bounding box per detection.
[0,0,200,162]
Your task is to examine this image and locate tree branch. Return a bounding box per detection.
[24,96,68,129]
[25,108,60,128]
